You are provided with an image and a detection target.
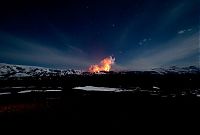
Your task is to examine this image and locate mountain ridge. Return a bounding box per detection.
[0,63,199,78]
[0,63,82,78]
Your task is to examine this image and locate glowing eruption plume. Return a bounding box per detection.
[89,56,115,73]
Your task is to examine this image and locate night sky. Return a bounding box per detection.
[0,0,199,70]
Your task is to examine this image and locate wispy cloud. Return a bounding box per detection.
[127,32,199,70]
[178,30,185,34]
[138,38,151,45]
[0,32,93,70]
[67,45,85,54]
[178,28,192,34]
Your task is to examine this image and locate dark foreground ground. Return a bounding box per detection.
[0,72,200,132]
[1,87,200,132]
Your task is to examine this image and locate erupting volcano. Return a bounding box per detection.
[89,56,115,73]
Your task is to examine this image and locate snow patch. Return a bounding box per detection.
[18,89,62,93]
[73,86,135,92]
[45,90,62,92]
[0,92,11,95]
[73,86,118,92]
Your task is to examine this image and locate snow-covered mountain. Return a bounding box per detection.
[0,63,82,78]
[0,63,199,78]
[152,66,200,75]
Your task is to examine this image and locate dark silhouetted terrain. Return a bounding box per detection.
[0,64,200,131]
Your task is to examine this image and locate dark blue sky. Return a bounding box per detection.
[0,0,199,70]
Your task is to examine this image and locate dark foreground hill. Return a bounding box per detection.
[0,63,200,131]
[1,87,200,132]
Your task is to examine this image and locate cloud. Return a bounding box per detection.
[67,45,85,54]
[127,32,199,70]
[138,38,151,45]
[0,32,93,70]
[178,28,192,34]
[139,42,143,45]
[178,30,185,34]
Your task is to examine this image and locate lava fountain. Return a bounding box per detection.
[89,56,115,73]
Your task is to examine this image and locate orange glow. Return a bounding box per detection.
[89,56,115,73]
